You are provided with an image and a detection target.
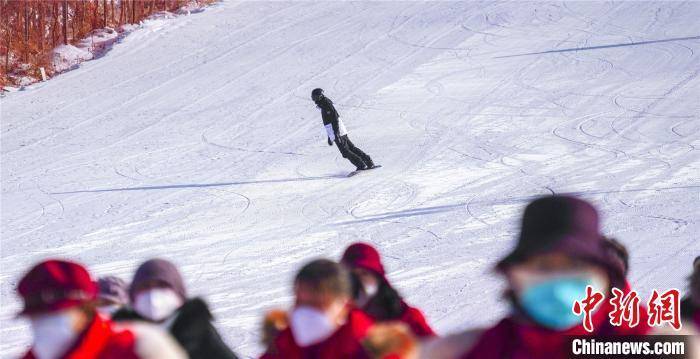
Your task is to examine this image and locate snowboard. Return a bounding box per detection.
[347,165,382,177]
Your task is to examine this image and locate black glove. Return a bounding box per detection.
[328,137,333,146]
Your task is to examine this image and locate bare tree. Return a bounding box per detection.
[62,0,68,45]
[23,0,28,62]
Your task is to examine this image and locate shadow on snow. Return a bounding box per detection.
[51,175,346,194]
[334,184,700,225]
[494,35,700,59]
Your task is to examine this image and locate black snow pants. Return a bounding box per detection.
[335,135,373,169]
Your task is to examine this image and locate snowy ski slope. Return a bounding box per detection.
[2,1,699,356]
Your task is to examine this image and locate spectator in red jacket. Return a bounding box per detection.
[422,196,652,359]
[341,243,435,338]
[17,259,186,359]
[262,259,374,359]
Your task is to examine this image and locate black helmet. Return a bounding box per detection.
[311,88,324,101]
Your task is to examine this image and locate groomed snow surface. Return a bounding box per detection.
[2,1,699,357]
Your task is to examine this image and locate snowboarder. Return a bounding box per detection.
[311,88,376,171]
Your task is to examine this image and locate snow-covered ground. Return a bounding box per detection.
[2,1,699,357]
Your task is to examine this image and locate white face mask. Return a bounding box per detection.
[289,305,338,347]
[30,311,79,359]
[97,304,121,317]
[363,282,379,298]
[356,281,379,307]
[133,288,183,322]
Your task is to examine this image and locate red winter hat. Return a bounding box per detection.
[341,242,385,277]
[17,259,97,316]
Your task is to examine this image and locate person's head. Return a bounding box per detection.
[603,237,629,275]
[341,243,385,305]
[341,243,405,319]
[496,195,622,331]
[290,259,351,346]
[96,276,128,317]
[311,88,324,102]
[129,258,186,323]
[17,260,98,358]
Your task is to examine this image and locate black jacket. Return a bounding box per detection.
[113,298,238,359]
[681,297,696,319]
[315,96,341,137]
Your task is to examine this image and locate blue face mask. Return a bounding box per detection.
[517,276,593,330]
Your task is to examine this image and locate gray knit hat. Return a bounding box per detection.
[129,259,187,300]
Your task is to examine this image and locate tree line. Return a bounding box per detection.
[1,1,207,87]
